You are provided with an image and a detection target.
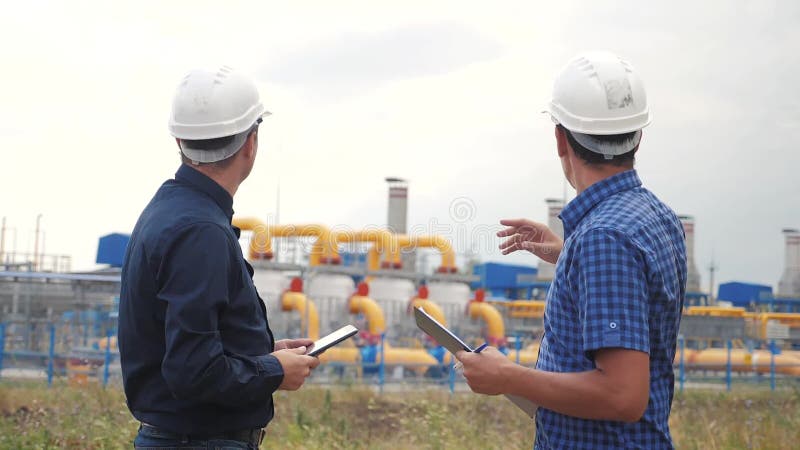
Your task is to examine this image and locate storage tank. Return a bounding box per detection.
[368,277,415,339]
[427,280,470,330]
[778,228,800,297]
[536,199,564,281]
[307,273,355,335]
[679,215,702,292]
[251,269,290,316]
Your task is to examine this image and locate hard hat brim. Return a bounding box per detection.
[178,113,267,164]
[569,129,642,156]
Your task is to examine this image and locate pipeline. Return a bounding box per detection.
[407,285,447,326]
[468,291,506,346]
[280,278,319,341]
[369,234,456,273]
[688,348,800,376]
[232,218,338,265]
[334,229,398,270]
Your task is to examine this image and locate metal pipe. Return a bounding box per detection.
[47,323,55,387]
[103,329,112,387]
[726,340,732,391]
[409,298,446,326]
[233,217,339,265]
[372,234,457,272]
[0,323,5,378]
[334,229,397,270]
[280,291,320,341]
[468,301,506,346]
[348,294,386,336]
[770,339,776,392]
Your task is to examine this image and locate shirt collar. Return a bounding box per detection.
[559,169,642,237]
[175,164,235,221]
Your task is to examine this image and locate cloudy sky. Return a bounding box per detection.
[1,1,798,293]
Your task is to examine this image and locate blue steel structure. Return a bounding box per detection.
[717,281,800,312]
[96,233,131,267]
[471,262,548,299]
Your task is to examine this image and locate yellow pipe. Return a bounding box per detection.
[232,217,272,260]
[690,349,800,376]
[394,235,457,273]
[468,301,505,345]
[319,346,360,365]
[409,298,447,326]
[280,291,320,341]
[506,343,540,365]
[349,294,386,336]
[335,229,398,271]
[379,345,439,376]
[686,306,747,317]
[232,218,339,265]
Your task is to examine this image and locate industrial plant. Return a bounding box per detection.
[0,179,799,386]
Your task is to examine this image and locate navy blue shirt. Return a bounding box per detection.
[535,170,686,449]
[119,164,283,435]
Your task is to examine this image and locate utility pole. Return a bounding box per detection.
[33,214,42,271]
[0,216,6,265]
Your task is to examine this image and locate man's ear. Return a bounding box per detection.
[555,126,569,158]
[175,138,181,148]
[242,133,257,159]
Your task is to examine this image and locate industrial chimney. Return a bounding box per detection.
[679,215,702,293]
[778,228,800,298]
[536,199,564,281]
[385,177,414,270]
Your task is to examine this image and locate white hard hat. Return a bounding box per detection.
[546,51,650,157]
[169,66,270,163]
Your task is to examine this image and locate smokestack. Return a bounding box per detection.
[778,228,800,298]
[537,199,564,281]
[386,177,413,270]
[679,215,702,293]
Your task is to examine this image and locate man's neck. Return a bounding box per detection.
[574,164,632,195]
[188,164,239,197]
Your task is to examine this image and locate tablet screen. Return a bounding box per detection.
[307,325,358,357]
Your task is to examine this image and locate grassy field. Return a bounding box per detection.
[0,382,798,449]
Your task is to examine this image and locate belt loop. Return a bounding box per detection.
[180,434,189,444]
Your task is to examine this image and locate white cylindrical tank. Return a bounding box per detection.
[679,215,702,293]
[537,199,564,281]
[427,280,470,331]
[778,228,800,297]
[307,273,355,335]
[252,270,290,315]
[368,277,415,339]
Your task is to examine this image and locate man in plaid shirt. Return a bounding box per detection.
[456,51,686,449]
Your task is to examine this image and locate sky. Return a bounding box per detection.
[1,1,799,293]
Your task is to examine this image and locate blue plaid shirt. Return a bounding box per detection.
[535,170,686,449]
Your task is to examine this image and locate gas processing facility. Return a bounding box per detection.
[1,179,800,385]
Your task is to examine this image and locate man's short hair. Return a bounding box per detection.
[559,125,638,167]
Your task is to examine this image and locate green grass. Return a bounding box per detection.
[0,381,798,449]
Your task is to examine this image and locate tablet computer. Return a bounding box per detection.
[414,306,538,418]
[307,325,358,357]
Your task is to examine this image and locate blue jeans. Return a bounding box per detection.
[133,424,256,450]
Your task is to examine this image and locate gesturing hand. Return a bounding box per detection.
[497,218,563,264]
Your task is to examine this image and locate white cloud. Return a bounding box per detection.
[0,0,798,293]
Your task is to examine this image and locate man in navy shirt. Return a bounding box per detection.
[119,67,319,449]
[456,52,686,449]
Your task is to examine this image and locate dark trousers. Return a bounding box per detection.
[134,423,262,450]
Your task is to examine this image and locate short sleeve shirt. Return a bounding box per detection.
[534,170,687,449]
